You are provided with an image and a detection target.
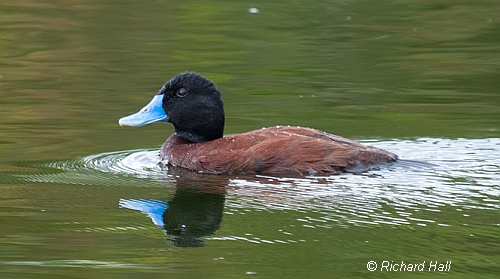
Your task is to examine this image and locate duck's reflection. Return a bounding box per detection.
[120,170,228,247]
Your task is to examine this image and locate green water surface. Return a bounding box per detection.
[1,0,499,278]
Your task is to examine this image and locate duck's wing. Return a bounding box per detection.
[195,131,384,175]
[235,127,397,175]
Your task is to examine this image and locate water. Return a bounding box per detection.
[3,138,498,277]
[1,0,499,278]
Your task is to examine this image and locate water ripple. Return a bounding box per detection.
[18,149,171,187]
[0,260,156,269]
[14,138,500,229]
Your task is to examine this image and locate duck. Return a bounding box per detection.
[119,72,398,175]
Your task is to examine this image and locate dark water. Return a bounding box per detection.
[1,0,499,278]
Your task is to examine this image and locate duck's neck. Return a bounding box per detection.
[174,131,219,143]
[171,103,225,143]
[173,118,224,143]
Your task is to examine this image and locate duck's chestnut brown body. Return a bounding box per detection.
[119,72,398,176]
[161,126,397,175]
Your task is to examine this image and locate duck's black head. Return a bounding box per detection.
[119,72,225,143]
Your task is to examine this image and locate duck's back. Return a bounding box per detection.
[161,126,398,175]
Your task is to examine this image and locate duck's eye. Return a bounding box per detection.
[176,88,187,97]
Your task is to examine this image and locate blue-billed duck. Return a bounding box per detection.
[119,72,398,175]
